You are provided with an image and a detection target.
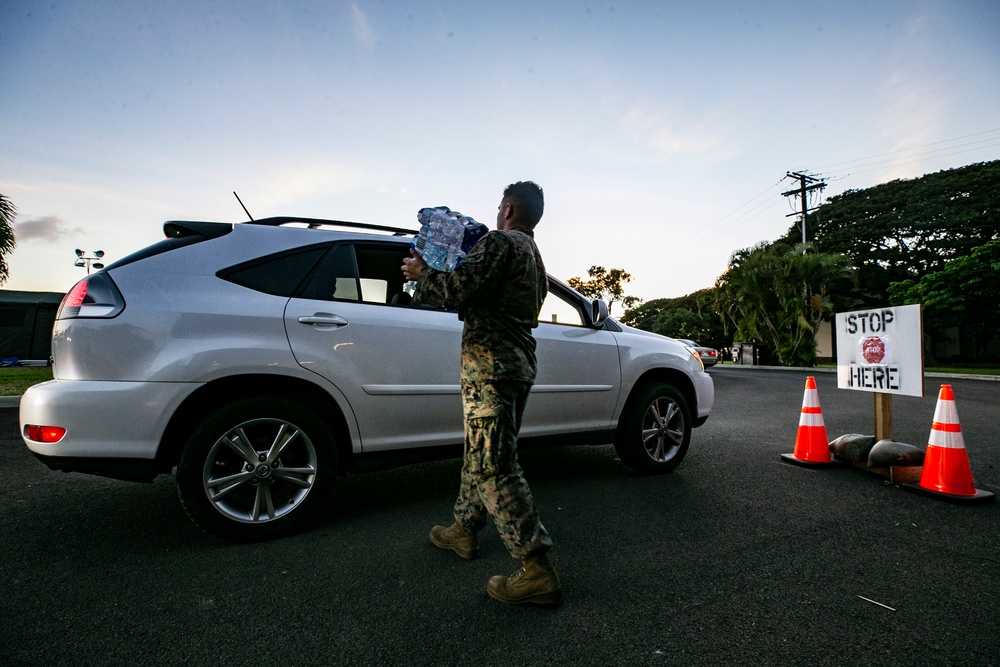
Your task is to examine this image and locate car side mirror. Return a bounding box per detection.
[590,299,609,327]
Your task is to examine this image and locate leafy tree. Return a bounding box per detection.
[0,193,17,284]
[778,160,1000,305]
[888,239,1000,357]
[621,288,727,349]
[714,241,855,366]
[567,266,641,314]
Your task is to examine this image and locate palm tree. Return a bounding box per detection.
[0,193,17,285]
[715,241,855,366]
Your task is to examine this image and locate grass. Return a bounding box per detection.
[0,366,53,396]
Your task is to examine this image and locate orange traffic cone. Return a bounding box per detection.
[904,385,994,504]
[781,376,840,468]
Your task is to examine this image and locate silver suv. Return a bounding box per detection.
[21,217,714,541]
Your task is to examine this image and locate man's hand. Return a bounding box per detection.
[401,248,427,281]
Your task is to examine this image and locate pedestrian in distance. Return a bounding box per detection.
[401,180,560,606]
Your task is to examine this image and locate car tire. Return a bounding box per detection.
[176,396,335,542]
[614,382,691,474]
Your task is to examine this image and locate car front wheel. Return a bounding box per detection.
[614,382,691,474]
[176,396,334,541]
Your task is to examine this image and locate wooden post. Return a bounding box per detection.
[874,393,893,441]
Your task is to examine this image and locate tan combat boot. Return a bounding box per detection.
[486,552,562,606]
[429,522,480,560]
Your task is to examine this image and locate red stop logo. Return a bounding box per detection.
[861,336,886,364]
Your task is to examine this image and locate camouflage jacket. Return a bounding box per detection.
[414,228,547,383]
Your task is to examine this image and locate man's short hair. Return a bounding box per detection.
[503,181,544,228]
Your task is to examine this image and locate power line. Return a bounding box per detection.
[677,179,785,243]
[821,138,1000,176]
[814,127,1000,171]
[677,129,998,248]
[823,141,1000,180]
[716,197,785,234]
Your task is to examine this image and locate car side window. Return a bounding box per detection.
[298,244,359,301]
[538,288,585,326]
[299,242,414,305]
[355,244,413,305]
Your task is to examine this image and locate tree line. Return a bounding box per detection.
[601,160,999,366]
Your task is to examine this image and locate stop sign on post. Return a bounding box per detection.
[835,304,923,398]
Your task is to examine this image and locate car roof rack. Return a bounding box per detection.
[246,216,418,236]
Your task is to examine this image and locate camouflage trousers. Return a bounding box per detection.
[453,379,553,560]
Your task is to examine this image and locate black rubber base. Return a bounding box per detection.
[780,453,843,468]
[902,482,996,505]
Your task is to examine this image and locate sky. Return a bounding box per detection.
[2,1,999,311]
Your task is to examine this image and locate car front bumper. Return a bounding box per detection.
[692,368,715,422]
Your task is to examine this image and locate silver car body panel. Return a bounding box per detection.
[284,296,464,451]
[284,297,627,452]
[613,323,715,419]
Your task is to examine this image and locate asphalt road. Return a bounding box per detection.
[1,368,998,666]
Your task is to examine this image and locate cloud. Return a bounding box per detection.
[16,215,83,242]
[350,3,375,46]
[874,10,949,180]
[225,157,400,213]
[619,105,739,164]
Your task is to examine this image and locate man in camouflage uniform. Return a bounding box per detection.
[401,181,559,606]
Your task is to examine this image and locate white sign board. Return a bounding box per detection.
[835,304,923,397]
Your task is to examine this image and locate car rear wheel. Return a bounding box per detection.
[614,382,691,474]
[177,396,334,541]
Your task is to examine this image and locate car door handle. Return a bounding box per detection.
[298,314,348,327]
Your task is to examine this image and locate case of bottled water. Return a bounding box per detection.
[412,207,488,272]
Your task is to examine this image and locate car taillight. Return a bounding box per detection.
[25,425,67,443]
[56,272,125,320]
[707,350,717,357]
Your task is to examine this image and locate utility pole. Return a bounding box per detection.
[782,171,829,361]
[782,171,826,247]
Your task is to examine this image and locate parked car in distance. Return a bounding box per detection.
[21,216,715,542]
[677,339,720,368]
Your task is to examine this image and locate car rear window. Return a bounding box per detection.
[219,244,330,296]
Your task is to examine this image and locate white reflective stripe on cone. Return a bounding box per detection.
[929,419,965,449]
[799,411,825,428]
[929,389,965,449]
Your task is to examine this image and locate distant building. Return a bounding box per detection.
[0,289,65,362]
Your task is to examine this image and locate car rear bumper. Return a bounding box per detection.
[20,379,199,462]
[28,451,161,482]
